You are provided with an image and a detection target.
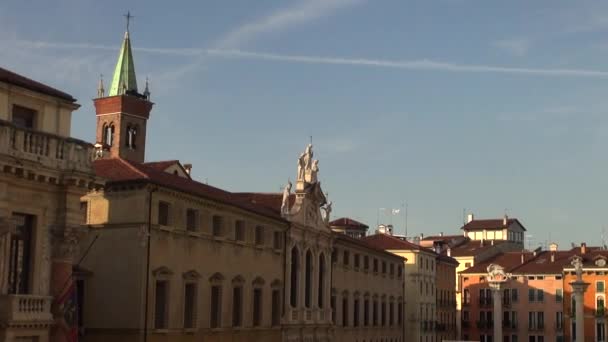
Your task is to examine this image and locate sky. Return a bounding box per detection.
[2,0,608,249]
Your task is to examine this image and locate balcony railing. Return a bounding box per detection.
[479,297,493,307]
[461,320,470,328]
[0,120,95,174]
[0,294,53,324]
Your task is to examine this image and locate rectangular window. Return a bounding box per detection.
[381,301,386,326]
[398,302,403,324]
[364,256,369,270]
[12,105,36,129]
[364,299,370,326]
[343,251,350,266]
[397,265,402,277]
[528,311,536,330]
[253,288,262,326]
[389,302,394,326]
[390,263,394,276]
[158,202,170,226]
[331,295,336,324]
[353,298,360,327]
[354,254,360,268]
[382,261,387,274]
[255,226,265,245]
[8,213,34,294]
[154,280,168,329]
[537,289,544,302]
[528,289,535,302]
[232,287,242,327]
[537,311,544,329]
[273,231,282,250]
[512,288,518,302]
[342,296,349,327]
[464,289,470,304]
[373,259,378,273]
[556,311,563,330]
[373,300,378,326]
[272,289,281,326]
[210,285,222,328]
[556,288,563,302]
[186,209,198,231]
[235,220,245,241]
[599,281,606,293]
[598,322,606,342]
[212,215,223,237]
[80,201,88,224]
[183,283,197,328]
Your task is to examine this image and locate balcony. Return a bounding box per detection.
[0,120,95,174]
[0,294,53,325]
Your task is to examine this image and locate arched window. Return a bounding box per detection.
[598,295,605,315]
[103,123,114,146]
[318,253,326,308]
[125,124,137,149]
[290,247,299,308]
[305,250,313,308]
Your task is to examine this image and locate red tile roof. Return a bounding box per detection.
[461,252,531,274]
[94,158,285,221]
[363,233,433,253]
[0,67,77,102]
[447,239,508,257]
[330,217,369,229]
[143,160,181,171]
[334,233,406,261]
[460,218,527,231]
[232,192,296,214]
[422,234,463,241]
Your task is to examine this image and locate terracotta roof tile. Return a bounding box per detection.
[232,192,296,214]
[447,239,508,257]
[0,67,77,102]
[330,217,369,229]
[362,233,434,253]
[461,252,531,274]
[94,158,285,221]
[143,160,181,171]
[334,233,407,261]
[461,218,526,231]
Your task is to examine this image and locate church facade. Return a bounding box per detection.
[77,23,406,342]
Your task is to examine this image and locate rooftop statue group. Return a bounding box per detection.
[281,144,332,223]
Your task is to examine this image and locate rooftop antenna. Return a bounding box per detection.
[602,226,607,250]
[462,208,466,225]
[404,202,408,237]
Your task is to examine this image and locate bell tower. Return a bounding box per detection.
[94,12,153,163]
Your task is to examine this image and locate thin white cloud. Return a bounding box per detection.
[214,0,364,49]
[492,38,531,57]
[207,49,608,78]
[10,40,608,79]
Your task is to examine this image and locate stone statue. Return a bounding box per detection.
[572,256,584,281]
[487,264,507,282]
[94,143,104,160]
[310,160,319,183]
[322,201,332,224]
[281,181,292,215]
[297,144,314,182]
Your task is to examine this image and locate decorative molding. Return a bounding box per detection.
[152,266,173,277]
[182,270,201,280]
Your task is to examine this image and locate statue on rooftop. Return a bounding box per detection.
[281,181,292,215]
[297,144,314,182]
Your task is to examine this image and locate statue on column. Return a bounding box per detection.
[487,264,507,282]
[322,201,332,224]
[281,181,292,215]
[572,256,584,281]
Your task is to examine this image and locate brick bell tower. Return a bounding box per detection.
[94,13,153,163]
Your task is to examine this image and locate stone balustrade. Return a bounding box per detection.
[0,120,94,173]
[0,294,53,323]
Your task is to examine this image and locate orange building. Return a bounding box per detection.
[436,254,459,341]
[563,244,608,342]
[460,248,569,342]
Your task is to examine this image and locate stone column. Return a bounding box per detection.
[571,281,589,341]
[489,282,503,341]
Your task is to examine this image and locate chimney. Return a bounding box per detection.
[503,214,508,226]
[184,163,193,175]
[521,253,525,264]
[440,232,444,237]
[447,247,451,257]
[467,213,474,223]
[581,243,587,254]
[551,253,555,263]
[491,240,494,246]
[420,233,424,240]
[549,243,558,252]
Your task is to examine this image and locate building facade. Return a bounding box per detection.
[436,254,458,341]
[0,67,101,341]
[330,218,369,239]
[78,24,406,342]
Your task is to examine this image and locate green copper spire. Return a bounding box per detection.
[109,14,137,96]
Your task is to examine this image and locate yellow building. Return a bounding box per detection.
[0,67,101,342]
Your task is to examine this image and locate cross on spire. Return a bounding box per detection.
[124,11,134,32]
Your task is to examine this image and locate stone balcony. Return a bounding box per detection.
[0,294,53,326]
[0,120,95,175]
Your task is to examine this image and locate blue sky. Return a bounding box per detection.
[2,0,608,248]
